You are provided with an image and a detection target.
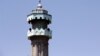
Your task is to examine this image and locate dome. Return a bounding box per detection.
[36,0,43,9]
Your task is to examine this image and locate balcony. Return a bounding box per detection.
[27,28,52,38]
[27,14,52,22]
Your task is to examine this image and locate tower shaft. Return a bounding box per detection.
[31,37,49,56]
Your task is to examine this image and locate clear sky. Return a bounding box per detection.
[0,0,100,56]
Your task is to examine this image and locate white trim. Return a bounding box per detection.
[27,14,51,22]
[27,28,52,37]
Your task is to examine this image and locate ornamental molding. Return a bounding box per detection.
[27,14,52,22]
[27,28,52,38]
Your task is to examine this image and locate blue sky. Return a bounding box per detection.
[0,0,100,56]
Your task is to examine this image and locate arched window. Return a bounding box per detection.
[29,28,31,31]
[40,17,42,19]
[35,17,37,19]
[47,28,50,31]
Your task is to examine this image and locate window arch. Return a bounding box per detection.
[35,17,37,19]
[40,17,42,19]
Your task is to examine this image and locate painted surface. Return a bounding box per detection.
[27,28,51,37]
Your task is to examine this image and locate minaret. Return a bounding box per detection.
[27,0,52,56]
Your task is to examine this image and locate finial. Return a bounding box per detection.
[37,0,43,9]
[39,0,41,4]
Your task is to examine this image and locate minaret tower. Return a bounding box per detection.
[27,0,52,56]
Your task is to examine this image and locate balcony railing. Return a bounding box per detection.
[27,28,52,38]
[27,14,52,22]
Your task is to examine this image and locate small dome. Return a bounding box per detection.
[37,3,42,8]
[36,0,43,9]
[38,3,42,7]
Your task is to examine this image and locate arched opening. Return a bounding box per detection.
[40,17,42,19]
[35,17,37,19]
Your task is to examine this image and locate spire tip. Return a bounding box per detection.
[39,0,41,4]
[37,0,43,9]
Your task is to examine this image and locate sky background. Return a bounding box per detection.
[0,0,100,56]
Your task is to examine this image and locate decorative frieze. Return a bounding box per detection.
[27,14,52,22]
[27,28,52,38]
